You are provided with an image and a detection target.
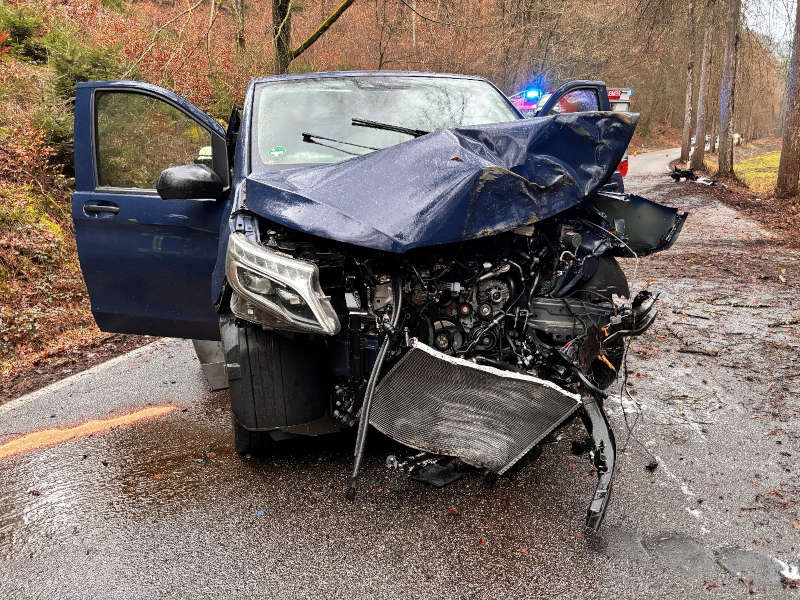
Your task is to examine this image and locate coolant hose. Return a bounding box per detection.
[346,275,403,501]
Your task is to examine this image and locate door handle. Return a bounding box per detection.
[84,203,120,215]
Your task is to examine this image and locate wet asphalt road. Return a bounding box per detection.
[2,149,800,599]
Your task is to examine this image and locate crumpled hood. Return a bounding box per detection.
[243,111,638,253]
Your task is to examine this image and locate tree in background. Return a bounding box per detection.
[234,0,245,51]
[272,0,355,74]
[690,0,715,171]
[776,0,800,199]
[31,0,785,140]
[717,0,741,176]
[680,0,695,162]
[271,0,291,73]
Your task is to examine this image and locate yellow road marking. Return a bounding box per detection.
[0,405,178,460]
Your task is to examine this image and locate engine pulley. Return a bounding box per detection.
[432,319,464,353]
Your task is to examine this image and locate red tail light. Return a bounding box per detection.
[617,158,629,177]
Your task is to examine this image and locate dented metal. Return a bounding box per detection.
[239,112,638,253]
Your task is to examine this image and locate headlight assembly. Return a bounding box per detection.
[225,232,341,335]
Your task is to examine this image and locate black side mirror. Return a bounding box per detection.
[157,164,224,200]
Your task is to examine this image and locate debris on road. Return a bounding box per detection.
[386,452,468,487]
[670,167,697,181]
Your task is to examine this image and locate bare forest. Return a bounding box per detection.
[0,0,796,384]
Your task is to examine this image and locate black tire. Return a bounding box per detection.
[220,316,330,456]
[232,414,273,456]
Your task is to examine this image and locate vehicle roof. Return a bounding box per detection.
[250,70,491,84]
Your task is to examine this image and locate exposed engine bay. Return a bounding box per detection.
[224,191,685,528]
[233,192,673,407]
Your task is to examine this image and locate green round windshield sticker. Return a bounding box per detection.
[268,145,286,158]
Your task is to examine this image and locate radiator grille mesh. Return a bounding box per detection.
[370,340,582,474]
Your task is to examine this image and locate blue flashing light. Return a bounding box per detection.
[524,88,542,100]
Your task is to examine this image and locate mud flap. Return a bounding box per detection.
[580,395,616,530]
[192,339,229,390]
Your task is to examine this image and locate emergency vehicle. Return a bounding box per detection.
[509,85,633,183]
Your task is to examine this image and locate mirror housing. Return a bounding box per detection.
[157,164,224,200]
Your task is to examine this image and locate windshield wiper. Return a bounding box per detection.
[351,117,429,138]
[301,132,381,156]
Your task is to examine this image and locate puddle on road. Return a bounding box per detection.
[641,533,719,577]
[594,526,799,591]
[716,547,800,590]
[0,388,598,565]
[0,388,380,562]
[0,393,242,560]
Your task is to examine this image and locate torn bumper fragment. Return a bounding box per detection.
[580,396,616,530]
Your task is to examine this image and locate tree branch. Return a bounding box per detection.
[123,0,206,78]
[290,0,356,60]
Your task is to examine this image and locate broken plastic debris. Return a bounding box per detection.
[670,167,697,182]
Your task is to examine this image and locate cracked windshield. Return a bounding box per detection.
[251,76,518,167]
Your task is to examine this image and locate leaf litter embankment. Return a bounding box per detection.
[0,24,151,403]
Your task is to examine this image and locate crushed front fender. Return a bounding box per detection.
[589,191,688,257]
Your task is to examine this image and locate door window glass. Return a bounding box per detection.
[549,89,600,114]
[95,91,211,189]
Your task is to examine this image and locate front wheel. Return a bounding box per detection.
[232,414,273,455]
[219,316,331,455]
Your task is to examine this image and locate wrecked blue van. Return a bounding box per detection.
[72,72,685,528]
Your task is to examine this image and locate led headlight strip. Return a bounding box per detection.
[225,232,341,335]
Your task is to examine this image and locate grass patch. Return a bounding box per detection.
[735,151,780,197]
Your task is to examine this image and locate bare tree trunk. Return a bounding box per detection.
[272,0,292,74]
[717,0,741,176]
[690,3,714,171]
[708,114,716,153]
[776,0,800,198]
[235,0,246,51]
[680,0,695,162]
